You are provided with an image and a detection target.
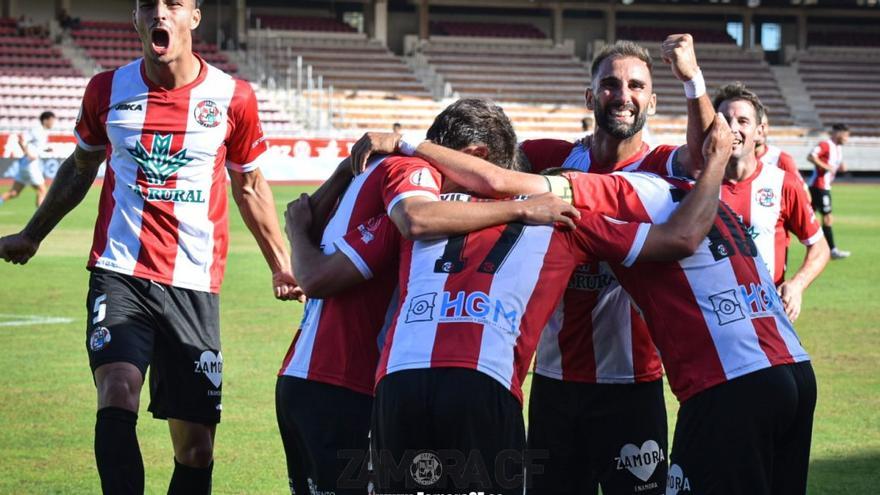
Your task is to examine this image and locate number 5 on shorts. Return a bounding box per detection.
[92,294,107,324]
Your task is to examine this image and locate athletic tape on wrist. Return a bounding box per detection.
[683,71,706,99]
[545,176,573,204]
[397,136,421,156]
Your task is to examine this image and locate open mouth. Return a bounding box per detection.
[151,28,170,54]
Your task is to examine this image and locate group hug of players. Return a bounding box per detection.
[275,34,847,495]
[0,4,847,492]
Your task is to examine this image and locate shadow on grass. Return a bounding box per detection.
[809,451,880,494]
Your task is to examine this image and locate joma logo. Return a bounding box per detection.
[115,103,143,111]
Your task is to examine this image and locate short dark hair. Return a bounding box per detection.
[831,123,849,133]
[713,82,764,123]
[590,41,653,80]
[426,98,517,170]
[39,111,55,122]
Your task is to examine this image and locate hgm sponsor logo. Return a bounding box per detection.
[708,282,782,325]
[404,291,520,334]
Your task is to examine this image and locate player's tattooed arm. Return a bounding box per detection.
[306,157,353,241]
[230,169,302,301]
[390,193,579,241]
[639,113,733,261]
[0,146,103,264]
[285,193,369,298]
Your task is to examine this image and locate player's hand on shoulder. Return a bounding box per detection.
[703,112,734,166]
[661,33,700,82]
[0,231,40,265]
[349,132,401,175]
[519,192,580,230]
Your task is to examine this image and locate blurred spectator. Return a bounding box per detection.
[58,9,81,30]
[392,122,403,134]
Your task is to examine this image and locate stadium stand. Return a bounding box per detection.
[248,27,431,98]
[795,46,880,137]
[254,15,356,33]
[429,21,546,39]
[617,26,735,45]
[71,20,238,74]
[0,18,79,77]
[0,76,85,131]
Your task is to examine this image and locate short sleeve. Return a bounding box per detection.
[74,72,113,151]
[563,171,666,223]
[777,152,801,179]
[635,144,679,176]
[333,214,400,279]
[225,80,269,172]
[782,176,823,246]
[520,139,576,173]
[810,141,829,161]
[571,213,651,267]
[381,156,442,215]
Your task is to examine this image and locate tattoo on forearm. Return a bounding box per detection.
[23,154,98,242]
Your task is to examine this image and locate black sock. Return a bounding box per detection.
[168,458,213,495]
[95,407,144,495]
[823,225,836,250]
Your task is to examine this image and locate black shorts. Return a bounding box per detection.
[527,375,668,495]
[371,368,527,495]
[85,268,222,424]
[275,376,373,495]
[810,187,832,215]
[669,361,816,495]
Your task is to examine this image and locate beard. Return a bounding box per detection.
[594,100,648,140]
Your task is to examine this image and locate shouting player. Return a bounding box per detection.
[0,111,55,207]
[713,82,829,322]
[0,1,298,493]
[807,123,851,259]
[276,98,578,495]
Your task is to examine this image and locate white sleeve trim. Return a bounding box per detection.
[73,129,106,152]
[225,157,261,173]
[622,223,652,267]
[387,190,440,216]
[333,238,374,280]
[801,229,824,246]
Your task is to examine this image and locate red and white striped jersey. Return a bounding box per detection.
[522,138,674,383]
[567,171,811,403]
[74,57,268,293]
[758,144,800,180]
[278,155,442,395]
[721,162,823,286]
[808,139,843,190]
[340,177,657,404]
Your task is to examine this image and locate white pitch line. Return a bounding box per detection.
[0,314,75,327]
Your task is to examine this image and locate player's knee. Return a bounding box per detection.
[823,214,833,226]
[7,189,19,198]
[95,367,142,411]
[175,442,214,468]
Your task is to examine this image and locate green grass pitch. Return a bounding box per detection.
[0,183,877,493]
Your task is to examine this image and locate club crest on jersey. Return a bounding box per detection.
[89,326,111,351]
[194,100,222,128]
[127,133,204,203]
[755,187,776,207]
[409,168,439,191]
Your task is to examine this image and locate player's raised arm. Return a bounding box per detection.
[0,145,103,264]
[662,33,716,176]
[807,143,834,172]
[638,112,733,261]
[229,169,300,301]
